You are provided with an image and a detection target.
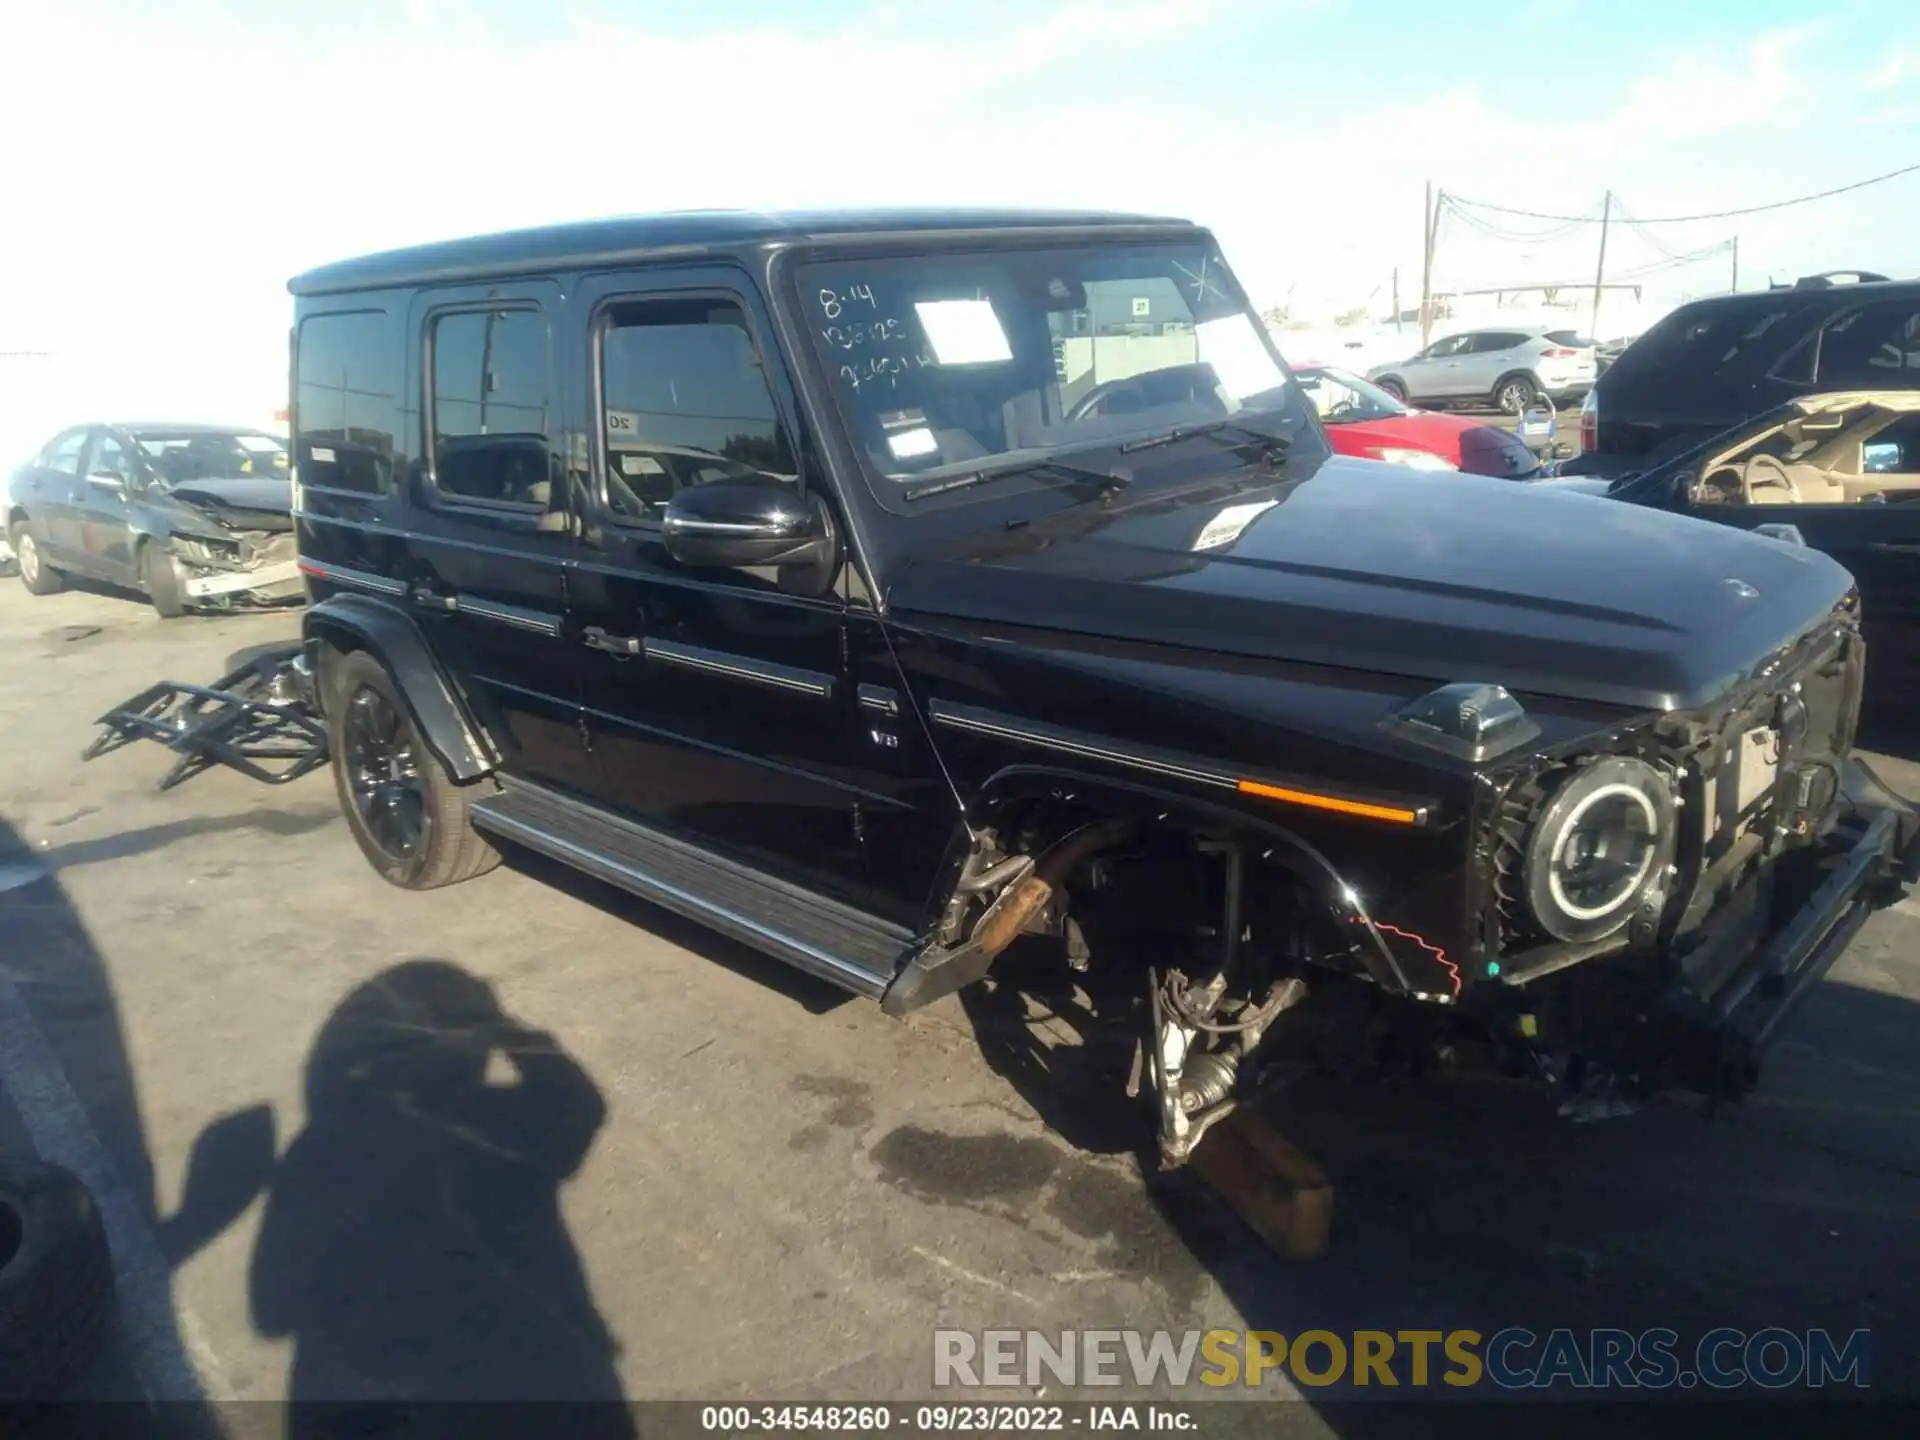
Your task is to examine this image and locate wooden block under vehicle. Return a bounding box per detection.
[1189,1107,1333,1259]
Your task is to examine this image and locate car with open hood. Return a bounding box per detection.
[86,210,1918,1169]
[6,423,299,615]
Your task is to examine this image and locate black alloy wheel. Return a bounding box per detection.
[341,685,427,862]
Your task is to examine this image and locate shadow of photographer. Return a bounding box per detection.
[166,960,632,1433]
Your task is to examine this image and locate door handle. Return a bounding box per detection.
[582,625,642,656]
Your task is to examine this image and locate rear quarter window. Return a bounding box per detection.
[1622,301,1807,383]
[294,310,399,495]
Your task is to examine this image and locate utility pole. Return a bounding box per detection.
[1589,190,1612,341]
[1730,235,1740,292]
[1392,267,1401,334]
[1420,182,1439,347]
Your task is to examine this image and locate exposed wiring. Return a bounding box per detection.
[1444,161,1920,225]
[1353,916,1461,997]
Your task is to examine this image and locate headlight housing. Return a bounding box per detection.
[1518,756,1675,944]
[1375,447,1456,471]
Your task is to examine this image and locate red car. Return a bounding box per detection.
[1294,365,1543,479]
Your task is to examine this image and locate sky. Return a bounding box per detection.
[1,0,1915,441]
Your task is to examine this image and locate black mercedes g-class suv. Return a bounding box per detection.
[279,209,1914,1160]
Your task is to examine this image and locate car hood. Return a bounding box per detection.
[160,476,294,533]
[887,453,1855,711]
[1326,412,1540,478]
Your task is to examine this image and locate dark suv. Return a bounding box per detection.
[1569,275,1920,476]
[282,210,1914,1159]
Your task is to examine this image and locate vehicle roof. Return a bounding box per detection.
[1448,325,1564,336]
[112,422,282,437]
[1665,277,1920,315]
[289,208,1197,297]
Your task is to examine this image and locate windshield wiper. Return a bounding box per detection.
[900,457,1132,504]
[1117,419,1293,460]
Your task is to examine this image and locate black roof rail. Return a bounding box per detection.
[1781,270,1893,290]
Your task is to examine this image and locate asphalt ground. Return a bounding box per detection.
[1,572,1917,1432]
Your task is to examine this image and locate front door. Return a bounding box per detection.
[398,282,598,795]
[564,267,872,910]
[76,430,139,584]
[1408,334,1470,400]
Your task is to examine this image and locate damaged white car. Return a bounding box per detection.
[6,423,302,617]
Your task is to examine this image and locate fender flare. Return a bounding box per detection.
[936,763,1411,993]
[302,593,495,780]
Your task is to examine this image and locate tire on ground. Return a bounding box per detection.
[0,1157,117,1403]
[1494,373,1539,414]
[11,523,64,597]
[326,648,501,890]
[140,541,188,619]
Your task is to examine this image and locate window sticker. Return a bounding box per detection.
[914,300,1013,366]
[886,427,939,459]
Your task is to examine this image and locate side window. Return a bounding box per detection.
[1813,302,1920,388]
[1424,336,1465,359]
[87,433,131,479]
[1479,332,1528,352]
[42,430,87,475]
[597,298,796,522]
[429,308,555,508]
[295,312,398,494]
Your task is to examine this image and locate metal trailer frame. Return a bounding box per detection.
[80,644,327,791]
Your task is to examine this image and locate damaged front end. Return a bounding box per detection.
[1470,609,1920,1111]
[81,644,327,790]
[164,525,304,609]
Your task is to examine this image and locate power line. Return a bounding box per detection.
[1445,161,1920,224]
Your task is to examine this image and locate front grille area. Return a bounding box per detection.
[1663,611,1862,949]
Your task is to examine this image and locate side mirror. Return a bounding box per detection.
[662,480,831,571]
[87,471,127,495]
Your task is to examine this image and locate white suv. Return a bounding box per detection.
[1367,328,1598,413]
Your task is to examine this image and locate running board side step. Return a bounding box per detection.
[470,779,911,1000]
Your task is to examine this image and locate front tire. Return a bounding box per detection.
[1374,377,1408,403]
[12,525,63,596]
[326,649,501,890]
[1495,374,1539,414]
[140,542,188,618]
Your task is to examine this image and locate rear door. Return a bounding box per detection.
[1457,331,1524,399]
[563,266,872,910]
[76,429,140,584]
[400,282,600,795]
[19,428,89,565]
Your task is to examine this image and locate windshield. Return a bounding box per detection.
[1295,366,1410,423]
[797,241,1305,494]
[134,431,289,484]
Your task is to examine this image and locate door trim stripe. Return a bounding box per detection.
[295,557,408,597]
[642,638,835,699]
[457,595,562,637]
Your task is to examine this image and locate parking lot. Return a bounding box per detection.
[4,578,1920,1421]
